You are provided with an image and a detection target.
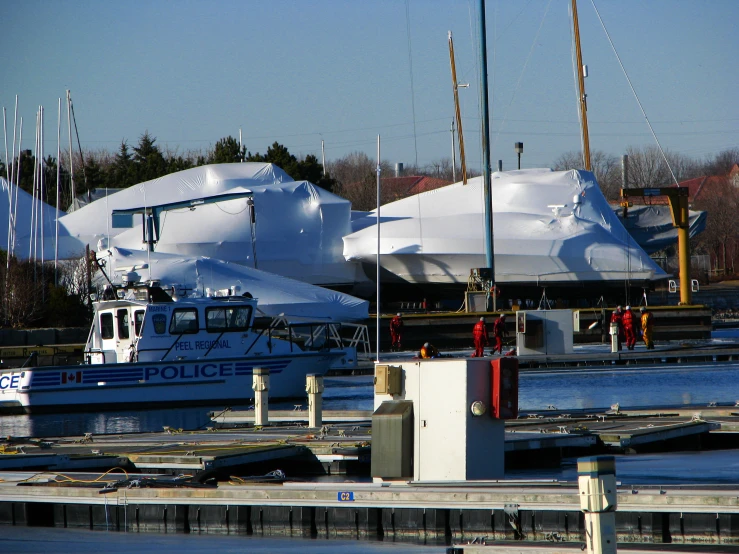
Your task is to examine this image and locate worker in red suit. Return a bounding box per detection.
[472,316,488,357]
[492,314,507,355]
[622,305,637,350]
[610,305,624,350]
[389,313,404,351]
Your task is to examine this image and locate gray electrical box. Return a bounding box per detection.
[371,400,413,479]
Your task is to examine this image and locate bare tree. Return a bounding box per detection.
[330,152,396,211]
[1,258,47,328]
[692,177,739,276]
[622,146,701,189]
[702,148,739,177]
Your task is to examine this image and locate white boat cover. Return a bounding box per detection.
[98,247,369,322]
[0,177,81,260]
[613,204,707,255]
[57,163,365,287]
[343,169,667,285]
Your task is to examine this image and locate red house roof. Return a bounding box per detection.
[625,164,738,206]
[381,176,452,199]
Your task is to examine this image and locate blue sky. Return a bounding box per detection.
[2,0,737,173]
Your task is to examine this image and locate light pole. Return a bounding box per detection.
[515,142,524,170]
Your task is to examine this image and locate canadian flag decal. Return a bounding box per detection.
[62,371,83,384]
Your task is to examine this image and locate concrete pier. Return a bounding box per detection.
[1,477,739,546]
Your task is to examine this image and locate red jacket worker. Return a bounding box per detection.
[472,317,488,357]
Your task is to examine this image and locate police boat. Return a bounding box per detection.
[0,282,356,414]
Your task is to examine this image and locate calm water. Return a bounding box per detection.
[0,527,447,554]
[3,362,739,438]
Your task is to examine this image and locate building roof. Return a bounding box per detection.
[381,176,452,199]
[625,164,738,206]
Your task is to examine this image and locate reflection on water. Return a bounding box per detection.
[520,363,739,412]
[508,448,739,485]
[1,526,446,554]
[2,364,739,438]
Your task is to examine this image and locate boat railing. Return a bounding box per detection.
[330,322,372,360]
[261,316,371,359]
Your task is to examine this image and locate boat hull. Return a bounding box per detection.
[0,352,343,414]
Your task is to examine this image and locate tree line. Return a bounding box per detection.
[1,133,338,212]
[0,134,737,328]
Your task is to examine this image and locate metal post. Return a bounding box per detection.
[321,139,326,176]
[252,367,269,426]
[376,135,381,361]
[621,155,629,189]
[609,321,619,353]
[578,456,618,554]
[515,142,524,170]
[676,194,692,305]
[306,373,324,428]
[601,306,607,344]
[478,0,495,301]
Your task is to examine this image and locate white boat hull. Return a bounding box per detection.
[0,352,342,414]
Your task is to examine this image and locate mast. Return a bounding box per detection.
[375,135,381,362]
[450,120,456,182]
[66,90,75,205]
[478,0,495,308]
[448,31,467,185]
[572,0,592,171]
[55,98,61,284]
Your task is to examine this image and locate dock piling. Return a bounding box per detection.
[253,367,270,426]
[306,374,324,428]
[578,455,618,554]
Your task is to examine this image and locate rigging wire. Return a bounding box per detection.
[589,0,680,186]
[404,0,419,168]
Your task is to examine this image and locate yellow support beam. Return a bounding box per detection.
[621,187,691,305]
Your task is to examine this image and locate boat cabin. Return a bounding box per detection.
[86,285,258,364]
[85,284,345,365]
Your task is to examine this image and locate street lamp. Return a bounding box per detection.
[514,142,524,170]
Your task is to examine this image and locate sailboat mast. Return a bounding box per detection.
[478,0,495,305]
[572,0,592,171]
[448,31,467,185]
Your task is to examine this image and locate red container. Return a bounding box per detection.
[490,357,518,419]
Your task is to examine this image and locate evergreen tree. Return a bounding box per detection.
[209,136,246,164]
[247,142,300,176]
[167,154,194,174]
[132,131,167,183]
[107,141,136,188]
[246,142,335,192]
[82,157,104,195]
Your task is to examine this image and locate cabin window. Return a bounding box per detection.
[117,309,130,339]
[100,313,114,340]
[134,310,145,336]
[170,308,199,334]
[206,306,252,332]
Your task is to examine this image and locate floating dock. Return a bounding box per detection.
[1,472,739,546]
[1,405,738,548]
